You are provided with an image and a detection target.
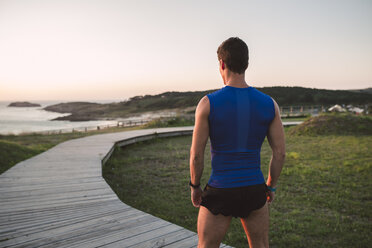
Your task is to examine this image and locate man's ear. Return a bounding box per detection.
[220,60,225,70]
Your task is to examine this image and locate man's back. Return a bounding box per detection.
[207,85,275,188]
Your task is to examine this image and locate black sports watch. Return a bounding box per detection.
[189,180,200,189]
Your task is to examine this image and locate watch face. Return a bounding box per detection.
[189,181,199,188]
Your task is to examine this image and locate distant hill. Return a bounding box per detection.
[44,86,372,121]
[258,86,372,105]
[348,88,372,94]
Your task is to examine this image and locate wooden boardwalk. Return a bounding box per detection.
[0,127,233,248]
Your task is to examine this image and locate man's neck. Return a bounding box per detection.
[224,71,248,88]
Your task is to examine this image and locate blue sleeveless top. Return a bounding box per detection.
[206,85,275,188]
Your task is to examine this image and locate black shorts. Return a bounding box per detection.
[200,183,268,218]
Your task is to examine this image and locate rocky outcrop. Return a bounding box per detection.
[43,102,102,114]
[43,102,110,121]
[8,101,41,107]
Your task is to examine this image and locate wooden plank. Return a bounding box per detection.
[3,209,149,247]
[0,203,128,238]
[0,175,103,186]
[56,220,170,248]
[0,186,113,203]
[0,202,130,233]
[0,180,107,194]
[98,223,182,248]
[163,234,199,248]
[0,183,109,198]
[0,195,118,213]
[32,214,158,248]
[0,176,104,187]
[0,190,117,207]
[128,228,197,248]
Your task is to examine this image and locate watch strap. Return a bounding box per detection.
[189,180,200,188]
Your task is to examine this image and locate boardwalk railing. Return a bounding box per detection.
[36,119,153,135]
[280,105,326,116]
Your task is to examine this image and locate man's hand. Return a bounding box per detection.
[191,187,203,207]
[266,191,275,204]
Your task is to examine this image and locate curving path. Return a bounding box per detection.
[0,127,233,248]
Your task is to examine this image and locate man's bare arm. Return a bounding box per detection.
[189,96,209,207]
[190,96,210,185]
[266,100,286,202]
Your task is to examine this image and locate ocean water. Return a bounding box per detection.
[0,100,120,135]
[0,100,177,135]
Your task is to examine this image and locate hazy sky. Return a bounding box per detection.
[0,0,371,101]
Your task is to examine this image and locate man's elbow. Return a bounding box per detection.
[190,152,203,165]
[273,149,286,161]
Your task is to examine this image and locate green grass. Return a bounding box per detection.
[103,130,372,248]
[0,140,46,174]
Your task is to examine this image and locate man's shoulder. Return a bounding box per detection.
[196,95,210,117]
[250,87,273,101]
[199,95,210,105]
[206,87,228,99]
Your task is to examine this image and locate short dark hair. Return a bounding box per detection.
[217,37,249,74]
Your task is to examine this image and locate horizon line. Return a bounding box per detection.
[1,85,371,102]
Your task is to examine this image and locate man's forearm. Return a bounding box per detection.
[190,153,204,185]
[266,153,285,188]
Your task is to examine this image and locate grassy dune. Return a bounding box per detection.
[289,113,372,136]
[103,124,372,247]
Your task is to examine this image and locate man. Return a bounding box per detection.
[189,37,285,248]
